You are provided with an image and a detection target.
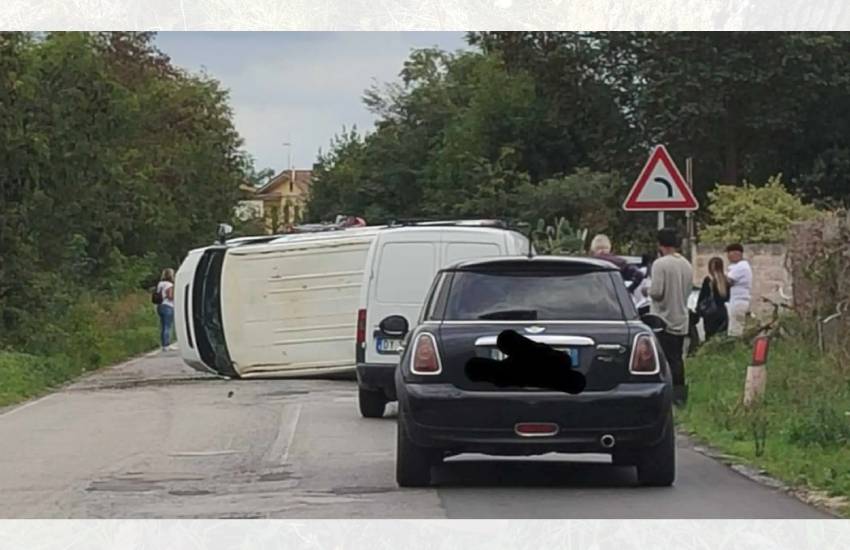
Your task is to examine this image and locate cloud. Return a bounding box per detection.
[155,32,469,171]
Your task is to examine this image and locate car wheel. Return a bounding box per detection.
[396,411,438,487]
[358,388,387,418]
[636,412,676,487]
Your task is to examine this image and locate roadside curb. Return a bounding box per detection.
[679,428,847,518]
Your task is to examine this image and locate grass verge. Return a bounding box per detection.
[679,334,850,516]
[0,292,159,408]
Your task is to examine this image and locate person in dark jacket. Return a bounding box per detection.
[589,234,644,294]
[697,256,730,340]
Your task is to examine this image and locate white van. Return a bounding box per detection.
[175,226,384,378]
[355,222,531,417]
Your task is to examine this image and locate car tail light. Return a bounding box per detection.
[630,333,659,374]
[411,333,441,375]
[356,309,366,347]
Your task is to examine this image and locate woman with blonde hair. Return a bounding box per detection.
[154,268,176,351]
[696,256,729,340]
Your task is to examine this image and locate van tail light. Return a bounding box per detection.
[412,333,441,375]
[356,309,367,346]
[630,333,659,374]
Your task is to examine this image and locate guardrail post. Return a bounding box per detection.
[743,336,769,407]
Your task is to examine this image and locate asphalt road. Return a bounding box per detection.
[0,351,832,518]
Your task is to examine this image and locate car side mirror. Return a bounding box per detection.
[217,223,233,243]
[379,315,409,337]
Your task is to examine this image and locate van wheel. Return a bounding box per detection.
[396,412,438,487]
[636,412,676,487]
[358,388,387,418]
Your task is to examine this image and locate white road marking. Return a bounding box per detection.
[170,450,246,457]
[0,394,56,419]
[280,405,301,465]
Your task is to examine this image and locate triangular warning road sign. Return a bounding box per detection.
[623,145,699,211]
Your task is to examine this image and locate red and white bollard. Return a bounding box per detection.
[743,336,770,407]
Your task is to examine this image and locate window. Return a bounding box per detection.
[444,270,623,321]
[376,242,436,304]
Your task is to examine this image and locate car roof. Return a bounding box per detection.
[618,255,642,265]
[443,255,620,272]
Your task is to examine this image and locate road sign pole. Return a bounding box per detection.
[685,157,695,261]
[657,211,665,230]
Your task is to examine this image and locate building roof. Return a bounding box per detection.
[255,169,312,198]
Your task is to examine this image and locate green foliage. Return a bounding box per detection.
[0,292,158,407]
[0,32,248,350]
[788,403,850,448]
[307,44,638,234]
[310,32,850,243]
[532,218,588,255]
[680,337,850,513]
[700,176,821,243]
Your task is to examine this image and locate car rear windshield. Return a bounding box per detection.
[443,269,624,321]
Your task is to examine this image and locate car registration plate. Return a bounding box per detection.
[490,347,580,368]
[376,338,404,354]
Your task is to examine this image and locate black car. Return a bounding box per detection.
[394,256,675,487]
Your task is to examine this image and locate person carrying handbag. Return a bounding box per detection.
[697,257,730,340]
[152,268,177,351]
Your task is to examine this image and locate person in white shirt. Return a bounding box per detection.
[632,253,654,315]
[725,243,753,337]
[156,268,177,351]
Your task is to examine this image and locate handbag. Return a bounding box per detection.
[151,285,163,305]
[697,284,719,319]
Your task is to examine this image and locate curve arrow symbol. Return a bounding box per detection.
[654,177,673,198]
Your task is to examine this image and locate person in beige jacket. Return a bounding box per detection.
[649,229,693,405]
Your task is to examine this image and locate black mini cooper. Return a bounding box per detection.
[394,256,675,487]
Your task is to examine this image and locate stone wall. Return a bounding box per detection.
[692,243,791,318]
[786,213,850,319]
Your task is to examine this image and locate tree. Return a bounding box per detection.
[0,32,249,345]
[699,176,821,244]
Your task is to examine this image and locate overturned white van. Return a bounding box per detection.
[175,226,383,378]
[175,220,521,379]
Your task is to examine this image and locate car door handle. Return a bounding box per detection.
[596,344,626,353]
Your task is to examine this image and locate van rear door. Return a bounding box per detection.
[364,230,442,365]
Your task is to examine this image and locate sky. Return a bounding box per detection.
[155,32,470,174]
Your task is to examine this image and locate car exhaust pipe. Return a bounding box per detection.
[600,434,616,449]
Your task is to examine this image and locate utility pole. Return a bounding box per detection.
[282,142,292,180]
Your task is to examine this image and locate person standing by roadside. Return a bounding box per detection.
[649,229,693,406]
[589,234,645,295]
[697,257,730,340]
[155,268,176,352]
[725,243,753,338]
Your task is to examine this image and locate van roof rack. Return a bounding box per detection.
[384,218,510,229]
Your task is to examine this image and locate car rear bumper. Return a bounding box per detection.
[397,382,672,455]
[357,363,397,399]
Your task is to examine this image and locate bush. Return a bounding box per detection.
[531,217,588,255]
[788,403,850,448]
[0,291,158,407]
[700,175,821,243]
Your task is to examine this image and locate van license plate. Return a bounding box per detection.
[377,338,404,354]
[490,347,580,368]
